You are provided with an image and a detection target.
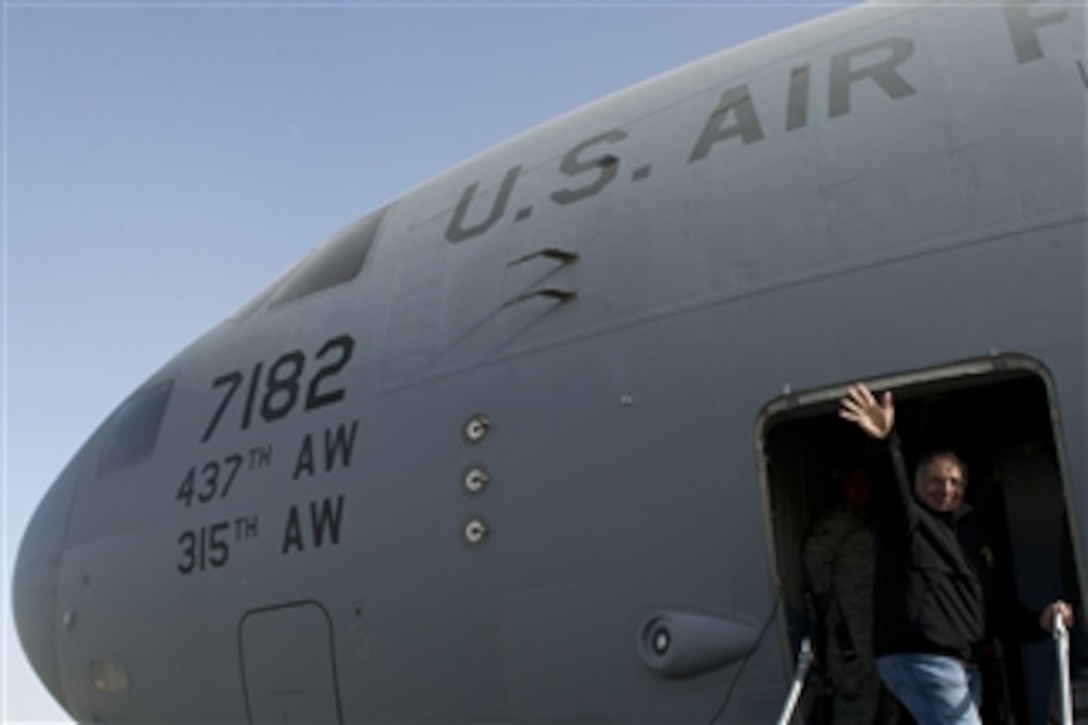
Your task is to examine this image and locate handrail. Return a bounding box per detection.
[1054,612,1072,725]
[776,637,814,725]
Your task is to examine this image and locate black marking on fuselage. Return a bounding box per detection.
[516,206,534,222]
[632,165,652,182]
[1078,60,1088,89]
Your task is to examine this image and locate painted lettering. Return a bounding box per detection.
[688,84,765,163]
[829,37,916,119]
[310,496,345,548]
[786,63,812,132]
[550,129,628,206]
[1003,0,1069,64]
[324,421,358,471]
[176,453,250,507]
[293,420,359,480]
[445,165,522,243]
[294,436,316,480]
[200,335,355,443]
[282,508,304,553]
[176,521,233,575]
[282,496,345,554]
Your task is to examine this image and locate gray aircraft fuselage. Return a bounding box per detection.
[13,1,1087,722]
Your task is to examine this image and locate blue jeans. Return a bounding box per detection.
[876,653,982,725]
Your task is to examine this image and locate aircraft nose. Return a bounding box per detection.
[12,460,80,710]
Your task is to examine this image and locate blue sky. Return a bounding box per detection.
[2,2,857,720]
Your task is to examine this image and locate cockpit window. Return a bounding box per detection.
[229,267,292,321]
[266,206,389,310]
[98,381,173,477]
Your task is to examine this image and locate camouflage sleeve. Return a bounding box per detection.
[803,512,848,600]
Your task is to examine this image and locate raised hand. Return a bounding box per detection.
[839,383,895,440]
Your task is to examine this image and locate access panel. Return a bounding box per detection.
[239,600,343,724]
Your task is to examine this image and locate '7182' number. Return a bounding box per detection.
[201,334,354,443]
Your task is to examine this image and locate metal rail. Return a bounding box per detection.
[777,637,814,725]
[1055,612,1073,725]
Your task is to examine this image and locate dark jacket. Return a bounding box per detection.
[872,433,1043,662]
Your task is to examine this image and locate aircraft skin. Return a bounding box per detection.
[13,0,1087,721]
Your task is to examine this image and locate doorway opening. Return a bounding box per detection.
[757,357,1083,724]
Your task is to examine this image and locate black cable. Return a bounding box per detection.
[707,594,782,724]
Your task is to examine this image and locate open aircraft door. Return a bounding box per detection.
[239,600,344,724]
[756,356,1086,724]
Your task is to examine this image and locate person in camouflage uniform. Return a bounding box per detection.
[804,469,901,724]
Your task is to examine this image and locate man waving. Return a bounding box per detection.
[839,383,1073,724]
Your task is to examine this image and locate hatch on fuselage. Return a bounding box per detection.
[757,357,1085,724]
